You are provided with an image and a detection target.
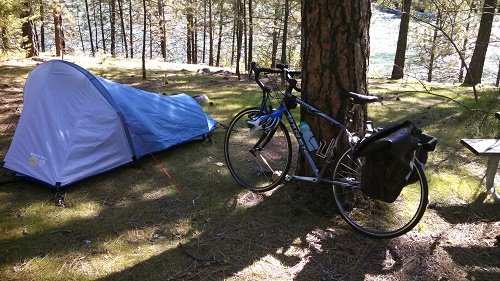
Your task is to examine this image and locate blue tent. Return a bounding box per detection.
[2,60,217,187]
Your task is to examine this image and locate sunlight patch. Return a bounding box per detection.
[232,254,293,280]
[236,191,264,207]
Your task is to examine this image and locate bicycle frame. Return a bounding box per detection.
[249,62,364,187]
[279,93,358,187]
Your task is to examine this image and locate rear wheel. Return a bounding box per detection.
[224,108,292,192]
[332,148,428,239]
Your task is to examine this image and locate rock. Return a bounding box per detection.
[197,68,211,74]
[193,94,209,104]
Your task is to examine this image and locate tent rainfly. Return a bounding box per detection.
[2,60,217,187]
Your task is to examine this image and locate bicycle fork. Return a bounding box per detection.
[249,127,280,176]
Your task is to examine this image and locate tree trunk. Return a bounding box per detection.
[458,9,472,82]
[235,0,244,79]
[129,0,133,58]
[202,0,207,63]
[110,0,116,57]
[0,27,9,51]
[230,10,236,66]
[148,12,152,59]
[142,0,146,79]
[40,4,45,52]
[463,0,497,85]
[76,7,85,53]
[391,0,412,80]
[495,60,500,87]
[60,13,65,57]
[209,0,214,66]
[99,0,106,52]
[52,1,62,56]
[248,0,253,65]
[428,10,441,83]
[92,0,99,52]
[158,0,166,61]
[186,0,193,63]
[280,0,289,64]
[21,0,39,57]
[85,0,95,56]
[118,0,128,58]
[300,0,371,173]
[216,1,224,66]
[496,59,500,87]
[271,5,279,67]
[192,5,198,64]
[243,0,247,71]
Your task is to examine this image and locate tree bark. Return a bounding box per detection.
[40,3,45,52]
[110,0,116,57]
[158,0,166,61]
[99,0,106,52]
[391,0,412,80]
[458,9,472,82]
[142,0,146,80]
[271,5,279,67]
[21,0,39,57]
[85,0,95,56]
[129,0,133,58]
[300,0,371,173]
[52,1,62,56]
[209,0,214,66]
[216,1,224,66]
[248,0,253,65]
[427,10,441,83]
[243,0,247,71]
[192,3,198,64]
[280,0,289,64]
[496,59,500,87]
[92,0,99,52]
[186,0,193,63]
[235,0,244,79]
[202,0,206,63]
[76,6,85,52]
[118,0,128,58]
[463,0,497,85]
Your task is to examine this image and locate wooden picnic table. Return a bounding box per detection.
[460,138,500,201]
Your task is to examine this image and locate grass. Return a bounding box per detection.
[0,56,499,280]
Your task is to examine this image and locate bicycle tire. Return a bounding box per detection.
[332,148,428,239]
[224,107,292,192]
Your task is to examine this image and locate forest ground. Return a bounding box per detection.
[0,56,499,280]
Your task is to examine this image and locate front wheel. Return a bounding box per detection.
[224,108,292,192]
[332,148,428,239]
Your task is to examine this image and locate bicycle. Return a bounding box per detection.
[223,62,432,239]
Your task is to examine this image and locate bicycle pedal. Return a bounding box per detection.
[285,175,292,182]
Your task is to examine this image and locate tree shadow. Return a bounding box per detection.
[444,246,500,280]
[432,194,500,225]
[1,128,473,280]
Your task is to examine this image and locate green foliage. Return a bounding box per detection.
[0,0,23,52]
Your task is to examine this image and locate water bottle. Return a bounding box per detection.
[299,122,319,151]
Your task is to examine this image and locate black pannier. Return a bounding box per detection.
[353,121,436,203]
[407,131,438,183]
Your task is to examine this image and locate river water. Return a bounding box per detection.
[369,8,499,85]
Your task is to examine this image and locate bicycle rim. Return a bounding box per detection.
[224,108,292,192]
[332,149,428,239]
